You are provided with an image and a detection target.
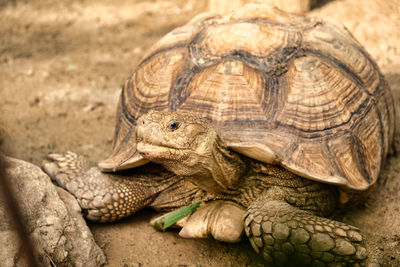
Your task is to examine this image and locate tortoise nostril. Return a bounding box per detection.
[137,117,146,126]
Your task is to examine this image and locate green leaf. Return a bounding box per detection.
[154,202,201,231]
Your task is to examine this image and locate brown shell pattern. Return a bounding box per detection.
[106,4,395,191]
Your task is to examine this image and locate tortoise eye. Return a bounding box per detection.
[167,120,180,131]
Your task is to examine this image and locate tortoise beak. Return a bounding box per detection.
[98,118,149,171]
[98,150,149,172]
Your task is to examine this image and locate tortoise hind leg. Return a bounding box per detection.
[244,199,368,266]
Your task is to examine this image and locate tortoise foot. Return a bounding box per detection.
[42,151,90,194]
[245,199,368,266]
[42,152,158,222]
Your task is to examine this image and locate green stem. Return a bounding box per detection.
[154,202,201,231]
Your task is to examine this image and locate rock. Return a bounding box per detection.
[1,156,106,266]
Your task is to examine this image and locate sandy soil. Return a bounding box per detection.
[1,0,399,266]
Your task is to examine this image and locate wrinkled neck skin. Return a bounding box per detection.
[159,134,248,195]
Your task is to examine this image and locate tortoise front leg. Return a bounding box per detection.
[244,198,368,266]
[42,152,181,223]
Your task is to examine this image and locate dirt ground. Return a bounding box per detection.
[1,0,399,266]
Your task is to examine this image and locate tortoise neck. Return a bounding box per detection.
[187,135,248,194]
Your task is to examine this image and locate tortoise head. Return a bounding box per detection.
[135,111,215,176]
[135,111,247,194]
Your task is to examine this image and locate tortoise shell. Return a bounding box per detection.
[99,4,396,191]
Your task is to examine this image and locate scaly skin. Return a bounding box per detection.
[136,111,370,266]
[43,152,369,266]
[43,111,372,266]
[43,152,201,222]
[245,192,368,266]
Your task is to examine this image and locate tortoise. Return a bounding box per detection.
[42,3,396,266]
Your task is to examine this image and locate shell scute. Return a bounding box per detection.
[277,55,371,136]
[350,106,383,185]
[228,3,308,26]
[125,48,187,118]
[327,134,371,190]
[282,142,341,185]
[189,21,302,73]
[176,60,268,122]
[303,23,380,94]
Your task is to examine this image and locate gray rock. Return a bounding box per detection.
[1,156,106,266]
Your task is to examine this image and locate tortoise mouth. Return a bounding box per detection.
[98,151,149,172]
[136,142,189,160]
